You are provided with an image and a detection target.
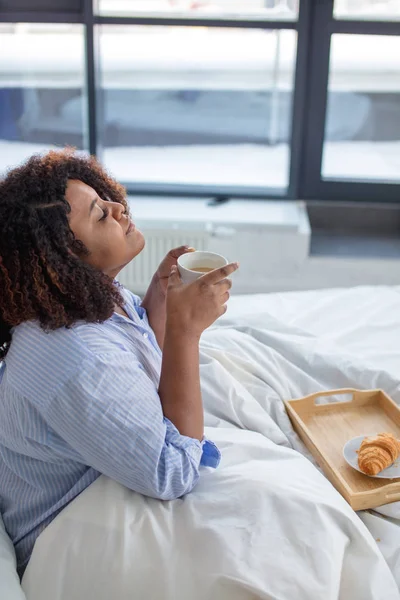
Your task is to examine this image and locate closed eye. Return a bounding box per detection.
[99,206,109,221]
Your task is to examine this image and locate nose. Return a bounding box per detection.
[109,201,125,221]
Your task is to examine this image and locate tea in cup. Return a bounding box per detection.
[177,251,228,284]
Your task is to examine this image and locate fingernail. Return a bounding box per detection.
[234,262,239,268]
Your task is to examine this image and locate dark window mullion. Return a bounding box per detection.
[83,0,97,156]
[288,0,312,199]
[299,0,333,199]
[95,15,297,31]
[329,19,400,36]
[0,12,83,23]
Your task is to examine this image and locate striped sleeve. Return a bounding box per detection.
[42,352,212,501]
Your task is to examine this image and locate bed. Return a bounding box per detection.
[3,285,400,600]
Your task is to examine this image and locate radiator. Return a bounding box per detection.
[117,228,210,294]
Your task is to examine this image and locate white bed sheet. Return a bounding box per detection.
[21,285,400,600]
[227,285,400,376]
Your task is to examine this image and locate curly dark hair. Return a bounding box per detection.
[0,148,129,359]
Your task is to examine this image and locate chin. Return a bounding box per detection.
[135,228,145,252]
[128,228,145,261]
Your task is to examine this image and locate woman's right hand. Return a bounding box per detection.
[165,263,239,339]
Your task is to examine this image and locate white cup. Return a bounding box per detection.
[177,251,229,284]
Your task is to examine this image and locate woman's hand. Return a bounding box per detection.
[153,245,195,296]
[166,262,239,339]
[141,246,194,349]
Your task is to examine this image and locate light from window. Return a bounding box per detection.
[0,23,87,174]
[322,34,400,183]
[97,25,298,191]
[334,0,400,21]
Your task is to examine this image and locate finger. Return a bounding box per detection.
[220,291,230,304]
[168,265,182,287]
[218,304,228,317]
[200,263,239,285]
[214,279,233,293]
[168,245,196,259]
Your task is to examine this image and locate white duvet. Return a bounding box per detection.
[22,286,400,600]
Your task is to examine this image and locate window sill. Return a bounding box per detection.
[311,231,400,259]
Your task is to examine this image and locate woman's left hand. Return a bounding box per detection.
[141,246,194,348]
[152,246,195,296]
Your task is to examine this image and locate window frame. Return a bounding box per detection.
[0,0,399,203]
[92,4,302,199]
[300,0,400,203]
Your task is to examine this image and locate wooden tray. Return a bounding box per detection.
[285,388,400,511]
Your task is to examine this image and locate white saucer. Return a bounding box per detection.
[343,435,400,479]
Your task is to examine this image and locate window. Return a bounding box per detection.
[97,25,297,191]
[300,0,400,202]
[0,1,399,202]
[0,23,87,174]
[322,34,400,183]
[333,0,400,21]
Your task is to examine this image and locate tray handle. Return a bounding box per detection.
[358,480,400,509]
[385,486,400,502]
[288,388,373,410]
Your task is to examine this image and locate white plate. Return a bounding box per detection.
[343,435,400,479]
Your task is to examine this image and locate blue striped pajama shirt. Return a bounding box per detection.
[0,285,220,575]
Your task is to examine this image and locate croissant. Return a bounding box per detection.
[358,433,400,476]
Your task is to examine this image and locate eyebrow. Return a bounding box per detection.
[88,197,98,216]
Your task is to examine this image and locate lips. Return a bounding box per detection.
[126,220,135,235]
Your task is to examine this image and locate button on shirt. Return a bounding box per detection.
[0,286,220,574]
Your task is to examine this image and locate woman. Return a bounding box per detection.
[0,148,237,577]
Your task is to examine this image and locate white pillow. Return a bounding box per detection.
[0,514,26,600]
